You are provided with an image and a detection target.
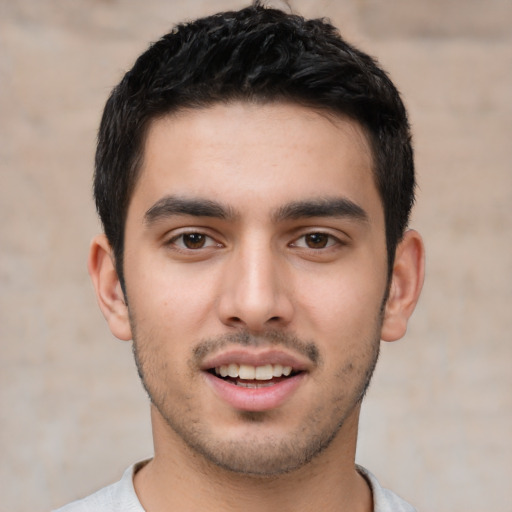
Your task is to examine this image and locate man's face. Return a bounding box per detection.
[122,102,389,475]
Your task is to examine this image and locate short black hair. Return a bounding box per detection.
[95,3,415,290]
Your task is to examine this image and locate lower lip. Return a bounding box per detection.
[203,372,306,412]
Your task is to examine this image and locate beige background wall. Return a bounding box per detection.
[1,1,511,511]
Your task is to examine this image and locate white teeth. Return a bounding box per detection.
[239,364,255,380]
[214,363,294,380]
[227,363,238,378]
[236,381,275,388]
[255,364,273,380]
[272,364,283,377]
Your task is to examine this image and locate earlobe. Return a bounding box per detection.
[380,229,425,342]
[88,234,132,341]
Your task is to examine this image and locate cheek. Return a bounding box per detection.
[130,259,214,318]
[126,263,221,369]
[297,267,385,336]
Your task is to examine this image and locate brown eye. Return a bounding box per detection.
[304,233,330,248]
[182,233,207,249]
[167,231,223,253]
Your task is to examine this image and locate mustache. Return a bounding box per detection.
[192,329,321,366]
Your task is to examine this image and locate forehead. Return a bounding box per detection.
[130,102,381,223]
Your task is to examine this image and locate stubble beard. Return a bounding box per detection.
[131,319,381,478]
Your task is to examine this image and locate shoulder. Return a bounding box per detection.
[357,465,417,512]
[52,461,148,512]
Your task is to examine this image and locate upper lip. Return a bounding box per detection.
[200,348,312,372]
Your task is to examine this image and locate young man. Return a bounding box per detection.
[55,2,424,511]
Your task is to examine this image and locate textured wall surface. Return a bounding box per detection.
[1,1,511,511]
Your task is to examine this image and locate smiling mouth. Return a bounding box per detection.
[209,363,300,388]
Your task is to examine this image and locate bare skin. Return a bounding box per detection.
[89,102,424,512]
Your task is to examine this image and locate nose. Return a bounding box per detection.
[216,239,294,332]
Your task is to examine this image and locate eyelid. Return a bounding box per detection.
[288,229,347,249]
[165,228,224,250]
[292,236,336,248]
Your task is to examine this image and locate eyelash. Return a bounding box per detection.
[289,232,343,250]
[166,231,222,251]
[166,230,343,252]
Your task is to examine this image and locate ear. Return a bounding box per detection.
[88,234,132,341]
[380,229,425,342]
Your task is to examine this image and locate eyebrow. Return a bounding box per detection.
[272,197,369,223]
[144,195,368,226]
[144,195,236,224]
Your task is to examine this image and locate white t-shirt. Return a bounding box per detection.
[53,461,416,512]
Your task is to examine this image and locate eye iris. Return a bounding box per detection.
[306,233,329,248]
[183,233,206,249]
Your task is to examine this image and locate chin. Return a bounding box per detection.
[158,406,348,478]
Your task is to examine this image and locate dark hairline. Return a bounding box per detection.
[96,6,415,292]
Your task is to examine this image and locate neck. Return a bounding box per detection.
[134,405,372,512]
